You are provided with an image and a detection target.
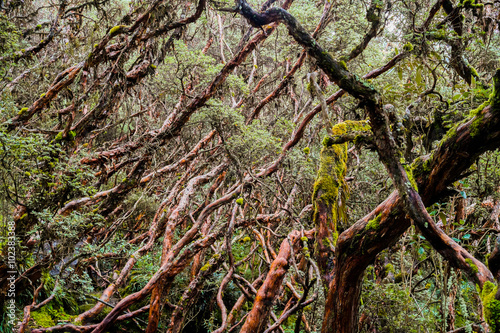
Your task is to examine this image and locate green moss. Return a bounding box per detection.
[109,25,126,36]
[31,310,56,328]
[481,281,500,332]
[465,258,478,273]
[470,66,479,79]
[403,163,418,191]
[460,0,484,8]
[54,132,63,141]
[40,93,45,98]
[313,120,371,250]
[303,147,310,154]
[403,42,413,52]
[36,24,42,29]
[339,60,348,71]
[366,213,382,231]
[236,198,244,205]
[331,231,338,245]
[469,70,500,137]
[18,107,28,115]
[150,64,157,69]
[200,263,211,271]
[470,112,484,137]
[300,236,308,241]
[385,263,394,274]
[491,69,500,110]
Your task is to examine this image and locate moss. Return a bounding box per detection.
[403,42,414,52]
[470,112,484,137]
[242,236,251,242]
[54,132,63,141]
[236,198,244,205]
[469,70,500,137]
[200,263,211,271]
[385,263,394,274]
[403,163,418,191]
[470,65,479,78]
[339,60,348,71]
[40,93,45,98]
[491,69,500,110]
[465,258,478,273]
[460,0,484,8]
[31,310,56,328]
[36,24,42,29]
[481,281,500,332]
[411,155,432,180]
[313,120,371,250]
[18,107,28,115]
[331,231,338,245]
[109,25,126,36]
[303,147,310,154]
[366,213,382,231]
[150,64,157,69]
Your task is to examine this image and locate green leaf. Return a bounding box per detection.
[416,67,422,85]
[439,212,447,226]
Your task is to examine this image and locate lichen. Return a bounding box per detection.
[481,281,500,332]
[366,213,382,231]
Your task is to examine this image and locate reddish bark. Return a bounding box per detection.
[239,230,302,333]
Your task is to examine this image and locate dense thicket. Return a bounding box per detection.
[1,0,500,332]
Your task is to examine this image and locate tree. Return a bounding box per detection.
[1,0,500,332]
